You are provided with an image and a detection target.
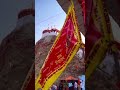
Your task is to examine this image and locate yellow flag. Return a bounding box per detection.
[85,0,114,80]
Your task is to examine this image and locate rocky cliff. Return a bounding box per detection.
[0,22,34,90]
[35,35,85,85]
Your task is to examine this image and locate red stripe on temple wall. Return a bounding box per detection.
[42,29,60,34]
[18,9,35,19]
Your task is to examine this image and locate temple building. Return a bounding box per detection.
[42,28,59,38]
[16,8,35,29]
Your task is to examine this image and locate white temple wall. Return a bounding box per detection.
[16,15,34,29]
[42,32,49,38]
[42,31,58,38]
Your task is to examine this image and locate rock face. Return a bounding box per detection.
[35,35,85,85]
[0,22,34,90]
[86,69,118,90]
[86,52,120,90]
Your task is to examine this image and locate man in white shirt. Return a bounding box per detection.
[74,82,78,90]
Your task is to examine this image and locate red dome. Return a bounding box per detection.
[18,9,35,19]
[51,29,59,32]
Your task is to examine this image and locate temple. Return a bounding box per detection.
[42,28,59,38]
[16,9,35,29]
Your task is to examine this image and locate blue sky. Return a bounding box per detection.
[35,0,85,44]
[35,0,66,43]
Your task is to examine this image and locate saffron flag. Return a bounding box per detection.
[35,1,81,90]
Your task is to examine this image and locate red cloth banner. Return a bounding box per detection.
[35,2,81,90]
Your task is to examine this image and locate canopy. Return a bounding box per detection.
[61,76,78,81]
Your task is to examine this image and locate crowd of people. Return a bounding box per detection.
[49,79,84,90]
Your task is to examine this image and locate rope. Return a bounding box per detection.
[36,12,65,25]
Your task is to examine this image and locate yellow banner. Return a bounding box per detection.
[85,0,114,80]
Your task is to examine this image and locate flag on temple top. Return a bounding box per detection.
[35,1,81,90]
